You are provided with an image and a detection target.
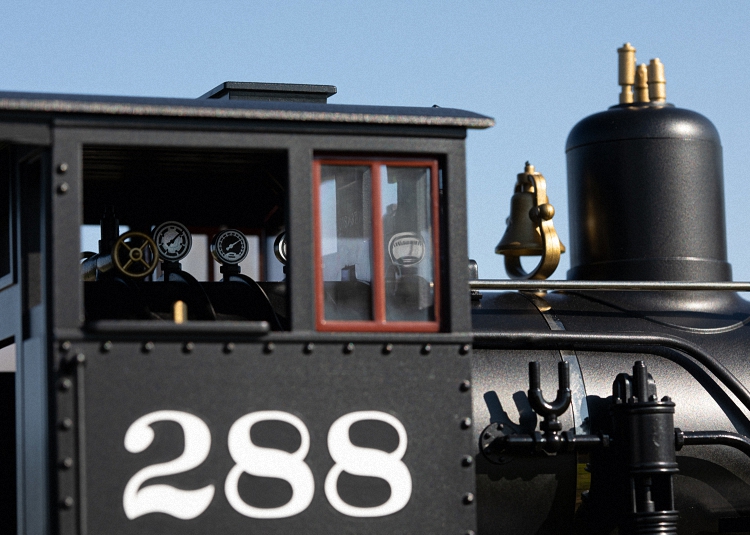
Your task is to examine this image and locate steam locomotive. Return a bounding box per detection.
[0,44,749,534]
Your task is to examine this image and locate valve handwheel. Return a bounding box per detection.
[112,231,160,278]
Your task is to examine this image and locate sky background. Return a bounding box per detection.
[2,1,749,280]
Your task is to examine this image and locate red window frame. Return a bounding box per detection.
[312,157,441,332]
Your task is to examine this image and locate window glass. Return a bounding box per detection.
[381,165,435,321]
[0,146,10,282]
[320,165,373,320]
[315,158,440,331]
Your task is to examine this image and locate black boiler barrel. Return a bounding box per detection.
[565,104,730,281]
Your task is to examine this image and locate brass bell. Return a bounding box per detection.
[495,162,565,280]
[495,188,544,256]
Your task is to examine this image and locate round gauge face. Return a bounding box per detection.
[153,221,192,262]
[274,231,288,265]
[211,229,249,265]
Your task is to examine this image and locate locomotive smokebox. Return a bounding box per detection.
[566,52,730,281]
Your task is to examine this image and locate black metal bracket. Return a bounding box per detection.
[481,360,609,460]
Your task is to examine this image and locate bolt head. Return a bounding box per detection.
[60,457,73,469]
[304,343,314,354]
[142,341,154,353]
[57,182,69,194]
[183,342,194,353]
[101,341,112,352]
[461,455,473,467]
[463,492,475,505]
[57,162,69,174]
[461,417,472,429]
[422,343,432,355]
[60,496,74,509]
[460,380,471,392]
[382,343,393,355]
[344,342,355,354]
[263,342,274,354]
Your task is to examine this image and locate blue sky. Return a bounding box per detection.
[2,1,749,279]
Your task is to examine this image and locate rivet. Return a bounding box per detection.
[57,182,69,194]
[461,455,473,467]
[60,457,73,469]
[263,342,274,354]
[461,417,472,429]
[224,342,236,354]
[142,341,154,353]
[74,353,85,365]
[465,531,477,535]
[304,342,314,354]
[344,342,354,354]
[57,162,69,174]
[60,496,74,509]
[183,342,194,353]
[460,380,471,392]
[382,343,393,355]
[59,418,73,430]
[101,341,112,352]
[463,492,475,505]
[422,343,432,355]
[460,344,471,355]
[59,378,72,391]
[59,341,71,352]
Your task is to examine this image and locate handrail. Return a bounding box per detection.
[473,330,750,413]
[470,280,750,291]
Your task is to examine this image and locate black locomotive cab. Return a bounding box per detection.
[0,82,490,534]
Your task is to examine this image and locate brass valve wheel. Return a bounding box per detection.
[112,231,159,279]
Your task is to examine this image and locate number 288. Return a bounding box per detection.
[123,410,412,520]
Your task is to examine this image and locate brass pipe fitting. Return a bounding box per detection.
[648,58,666,102]
[635,63,649,103]
[617,43,636,104]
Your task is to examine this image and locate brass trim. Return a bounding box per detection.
[498,163,564,280]
[617,43,636,104]
[173,301,187,324]
[648,58,667,102]
[111,231,159,279]
[635,63,650,103]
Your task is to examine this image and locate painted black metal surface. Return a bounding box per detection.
[59,341,475,535]
[566,103,729,281]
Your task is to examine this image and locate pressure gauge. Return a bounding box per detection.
[274,231,288,265]
[211,229,248,265]
[153,221,192,262]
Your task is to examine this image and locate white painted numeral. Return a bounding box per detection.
[324,411,412,517]
[123,410,215,520]
[224,411,315,518]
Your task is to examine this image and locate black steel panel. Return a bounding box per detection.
[68,341,474,535]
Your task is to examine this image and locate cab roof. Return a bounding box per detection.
[0,90,495,129]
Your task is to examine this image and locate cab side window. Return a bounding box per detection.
[313,158,440,332]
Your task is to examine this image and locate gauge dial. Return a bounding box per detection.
[274,231,288,265]
[211,229,248,265]
[153,221,192,262]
